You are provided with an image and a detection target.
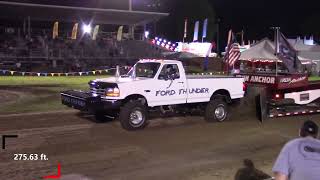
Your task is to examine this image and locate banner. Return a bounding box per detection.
[71,23,78,40]
[202,18,208,38]
[176,42,213,57]
[52,21,59,39]
[184,19,188,38]
[117,26,123,41]
[92,25,100,40]
[193,21,199,42]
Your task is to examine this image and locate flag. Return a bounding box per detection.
[184,19,188,38]
[92,25,100,40]
[117,26,123,41]
[71,23,78,40]
[193,21,199,42]
[202,18,208,38]
[227,43,241,66]
[52,21,59,39]
[224,32,240,68]
[277,32,300,73]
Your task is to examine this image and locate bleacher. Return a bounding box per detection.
[0,28,168,72]
[0,1,169,72]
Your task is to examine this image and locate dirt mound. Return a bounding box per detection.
[0,90,20,105]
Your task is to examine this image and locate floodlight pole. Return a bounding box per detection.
[27,16,31,38]
[271,26,280,77]
[216,18,220,56]
[129,0,132,11]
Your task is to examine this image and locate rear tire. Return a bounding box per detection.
[205,97,229,122]
[119,100,148,130]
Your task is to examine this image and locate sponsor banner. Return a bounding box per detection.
[238,74,308,89]
[117,26,123,41]
[184,19,188,38]
[176,42,212,57]
[92,25,100,40]
[193,21,199,42]
[52,21,59,39]
[242,75,276,84]
[71,23,78,40]
[202,18,208,38]
[277,74,308,89]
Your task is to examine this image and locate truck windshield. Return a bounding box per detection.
[127,62,161,78]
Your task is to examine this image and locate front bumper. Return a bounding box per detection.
[61,90,121,112]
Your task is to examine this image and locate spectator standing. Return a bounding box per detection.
[235,159,271,180]
[203,55,209,72]
[273,120,320,180]
[240,62,244,73]
[16,62,21,71]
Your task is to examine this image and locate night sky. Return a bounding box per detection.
[1,0,319,41]
[211,0,320,40]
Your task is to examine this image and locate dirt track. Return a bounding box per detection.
[1,110,320,180]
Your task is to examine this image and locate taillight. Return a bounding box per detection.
[243,83,247,92]
[274,93,283,100]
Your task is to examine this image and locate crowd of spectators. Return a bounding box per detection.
[0,32,123,59]
[0,29,129,72]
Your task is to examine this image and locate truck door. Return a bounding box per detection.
[149,64,187,106]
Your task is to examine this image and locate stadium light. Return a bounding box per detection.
[82,24,92,34]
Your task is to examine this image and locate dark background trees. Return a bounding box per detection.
[156,0,216,42]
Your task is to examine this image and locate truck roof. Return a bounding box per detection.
[138,59,180,64]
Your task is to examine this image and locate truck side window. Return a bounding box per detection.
[158,64,180,80]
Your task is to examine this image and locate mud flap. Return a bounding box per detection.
[256,88,268,122]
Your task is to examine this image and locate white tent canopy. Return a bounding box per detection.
[239,38,280,62]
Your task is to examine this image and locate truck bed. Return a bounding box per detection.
[186,75,243,79]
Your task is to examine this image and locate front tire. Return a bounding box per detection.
[205,97,229,122]
[119,100,148,130]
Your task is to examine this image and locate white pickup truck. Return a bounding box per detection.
[61,59,245,130]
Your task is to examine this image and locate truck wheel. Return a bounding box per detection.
[205,98,229,122]
[119,100,148,130]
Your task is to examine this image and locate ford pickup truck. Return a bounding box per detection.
[61,59,245,130]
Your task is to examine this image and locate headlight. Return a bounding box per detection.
[106,88,120,97]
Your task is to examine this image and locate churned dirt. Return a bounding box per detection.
[0,90,22,105]
[1,108,319,180]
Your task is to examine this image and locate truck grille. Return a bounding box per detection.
[90,87,105,96]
